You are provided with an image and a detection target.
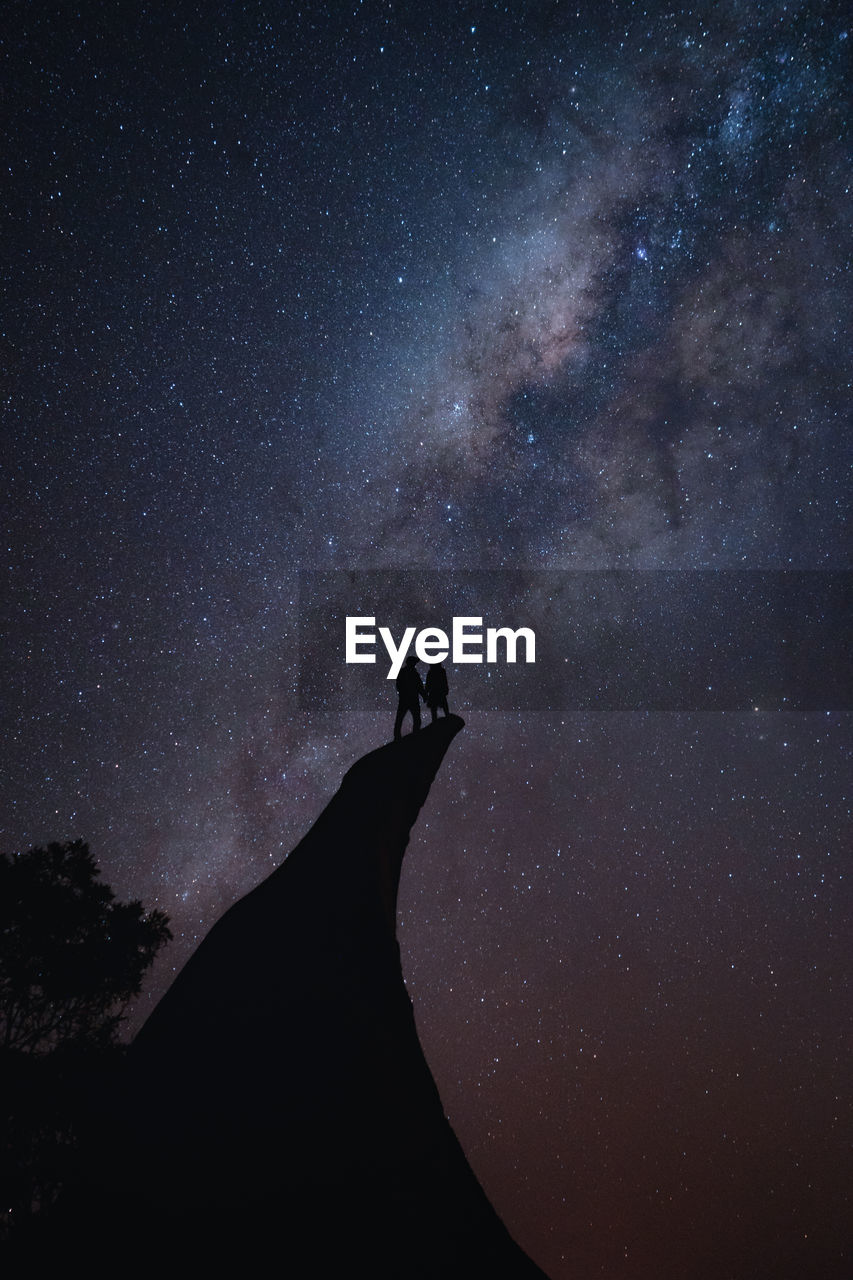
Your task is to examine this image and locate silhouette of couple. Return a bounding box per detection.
[394,655,450,740]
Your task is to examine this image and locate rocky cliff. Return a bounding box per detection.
[59,716,545,1275]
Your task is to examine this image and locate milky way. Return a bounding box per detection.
[2,2,850,1276]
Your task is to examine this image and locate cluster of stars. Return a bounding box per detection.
[2,2,850,1277]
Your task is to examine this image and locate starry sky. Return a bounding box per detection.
[2,1,851,1275]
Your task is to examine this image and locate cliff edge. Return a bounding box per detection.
[56,716,545,1275]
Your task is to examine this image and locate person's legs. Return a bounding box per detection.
[396,699,421,738]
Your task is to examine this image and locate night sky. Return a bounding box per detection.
[2,2,851,1276]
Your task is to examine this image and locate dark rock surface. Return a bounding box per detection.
[56,716,546,1275]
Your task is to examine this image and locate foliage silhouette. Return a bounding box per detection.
[0,840,170,1054]
[0,840,170,1239]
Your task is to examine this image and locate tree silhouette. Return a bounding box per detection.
[0,840,170,1238]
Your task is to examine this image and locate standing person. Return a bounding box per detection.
[394,655,426,739]
[424,661,449,722]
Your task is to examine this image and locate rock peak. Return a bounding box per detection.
[54,715,546,1276]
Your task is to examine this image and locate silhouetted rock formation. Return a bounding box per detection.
[55,717,545,1276]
